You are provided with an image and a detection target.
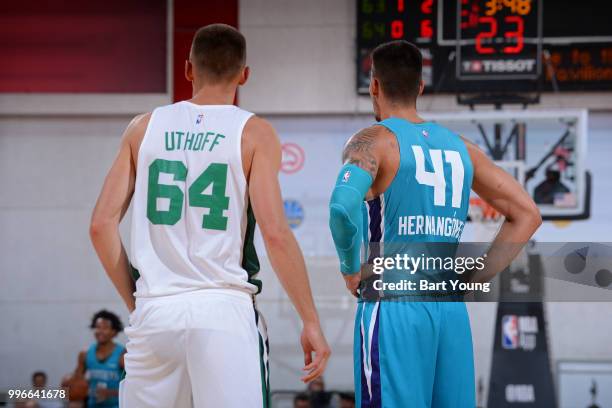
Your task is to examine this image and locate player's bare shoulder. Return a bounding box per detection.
[243,115,278,144]
[459,135,487,167]
[241,115,281,179]
[123,112,152,166]
[342,125,394,180]
[125,112,152,143]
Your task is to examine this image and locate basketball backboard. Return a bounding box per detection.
[425,109,590,221]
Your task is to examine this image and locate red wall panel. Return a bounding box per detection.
[0,1,167,93]
[172,0,238,102]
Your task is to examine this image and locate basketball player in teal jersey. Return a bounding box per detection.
[329,41,542,407]
[90,24,329,407]
[71,310,125,408]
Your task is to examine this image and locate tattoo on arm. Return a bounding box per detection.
[342,126,379,179]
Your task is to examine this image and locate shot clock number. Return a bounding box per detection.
[476,15,525,55]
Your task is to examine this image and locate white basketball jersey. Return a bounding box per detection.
[130,101,260,297]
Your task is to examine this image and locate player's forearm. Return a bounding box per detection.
[90,224,136,311]
[470,213,541,283]
[263,231,320,325]
[328,164,373,274]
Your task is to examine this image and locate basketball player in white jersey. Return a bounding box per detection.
[90,24,330,407]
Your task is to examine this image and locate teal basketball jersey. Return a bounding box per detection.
[86,342,124,407]
[354,118,477,408]
[365,118,474,246]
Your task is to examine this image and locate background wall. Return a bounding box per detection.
[1,113,611,398]
[1,0,611,404]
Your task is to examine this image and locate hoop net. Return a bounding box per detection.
[469,196,504,241]
[468,197,502,223]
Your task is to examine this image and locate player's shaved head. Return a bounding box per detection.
[371,40,422,105]
[190,24,246,81]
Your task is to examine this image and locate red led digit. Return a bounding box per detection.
[475,16,497,54]
[421,20,433,38]
[503,15,524,54]
[421,0,434,14]
[391,20,404,39]
[397,0,404,12]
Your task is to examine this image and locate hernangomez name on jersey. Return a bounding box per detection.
[130,101,261,298]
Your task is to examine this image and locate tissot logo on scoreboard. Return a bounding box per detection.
[456,0,542,80]
[461,58,537,74]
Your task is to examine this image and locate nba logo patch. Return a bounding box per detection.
[196,114,204,125]
[502,315,519,349]
[342,170,351,183]
[422,130,429,137]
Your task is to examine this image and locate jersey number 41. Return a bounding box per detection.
[413,145,465,209]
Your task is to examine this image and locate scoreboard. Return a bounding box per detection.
[356,0,612,94]
[456,0,541,80]
[357,0,437,92]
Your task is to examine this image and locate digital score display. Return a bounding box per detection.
[356,0,612,95]
[357,0,436,93]
[457,0,542,80]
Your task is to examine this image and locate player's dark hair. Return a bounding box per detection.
[90,309,124,333]
[190,23,246,81]
[339,392,355,402]
[32,371,47,380]
[294,392,309,403]
[371,40,422,104]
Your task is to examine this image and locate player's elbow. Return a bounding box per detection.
[89,214,114,241]
[526,202,543,231]
[259,223,291,250]
[329,192,362,250]
[89,220,104,242]
[509,199,542,234]
[329,187,362,221]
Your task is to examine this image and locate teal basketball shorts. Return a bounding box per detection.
[354,301,475,408]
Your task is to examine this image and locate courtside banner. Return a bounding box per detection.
[352,242,612,302]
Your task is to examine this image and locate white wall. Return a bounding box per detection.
[0,116,132,389]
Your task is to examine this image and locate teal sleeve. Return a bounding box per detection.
[328,164,373,275]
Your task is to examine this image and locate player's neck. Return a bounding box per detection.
[96,340,114,350]
[379,104,425,124]
[189,82,238,106]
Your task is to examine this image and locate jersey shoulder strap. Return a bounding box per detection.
[376,117,411,136]
[85,343,97,368]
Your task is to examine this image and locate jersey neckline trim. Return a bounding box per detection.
[181,101,239,109]
[379,116,433,126]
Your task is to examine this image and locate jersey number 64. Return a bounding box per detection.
[146,159,230,231]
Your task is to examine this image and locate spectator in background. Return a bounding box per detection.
[308,376,332,408]
[32,371,47,389]
[339,392,355,408]
[15,371,63,408]
[294,392,310,408]
[66,310,126,408]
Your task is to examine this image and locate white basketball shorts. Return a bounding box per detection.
[119,289,269,407]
